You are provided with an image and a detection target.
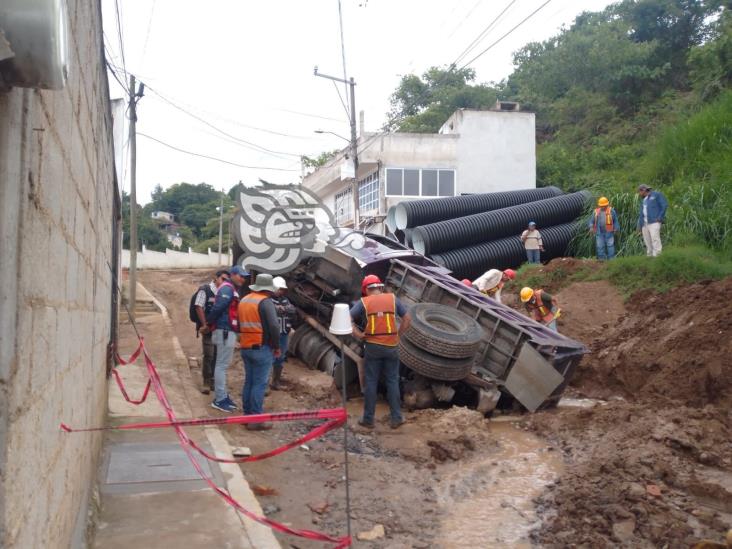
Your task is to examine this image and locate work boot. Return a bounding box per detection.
[270,365,284,391]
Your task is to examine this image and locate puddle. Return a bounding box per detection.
[434,421,562,548]
[557,397,606,408]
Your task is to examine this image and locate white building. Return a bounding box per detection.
[151,210,174,222]
[302,104,536,234]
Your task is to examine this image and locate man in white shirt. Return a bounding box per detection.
[472,268,516,303]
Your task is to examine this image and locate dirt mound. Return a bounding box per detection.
[526,402,732,547]
[565,277,732,408]
[528,274,732,546]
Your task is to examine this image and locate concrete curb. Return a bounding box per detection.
[144,284,281,549]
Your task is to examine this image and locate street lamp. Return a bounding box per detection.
[314,129,350,142]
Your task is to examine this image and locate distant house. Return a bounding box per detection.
[151,210,174,222]
[302,103,536,234]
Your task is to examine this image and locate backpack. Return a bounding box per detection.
[189,283,215,327]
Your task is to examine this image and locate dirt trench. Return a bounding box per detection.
[138,267,732,548]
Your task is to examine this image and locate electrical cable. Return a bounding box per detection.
[460,0,554,68]
[137,132,300,172]
[113,0,128,79]
[452,0,517,67]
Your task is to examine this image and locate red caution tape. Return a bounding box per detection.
[64,338,352,548]
[110,340,152,405]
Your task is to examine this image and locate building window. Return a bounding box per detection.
[358,172,379,214]
[334,187,353,226]
[384,167,456,197]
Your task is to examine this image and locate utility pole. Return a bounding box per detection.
[127,74,144,321]
[217,188,224,265]
[314,68,359,229]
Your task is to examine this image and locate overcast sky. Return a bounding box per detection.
[102,0,616,205]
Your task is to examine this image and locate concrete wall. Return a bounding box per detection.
[443,109,536,194]
[0,1,116,547]
[122,247,233,270]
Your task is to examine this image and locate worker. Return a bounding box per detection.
[350,275,412,430]
[520,287,561,332]
[636,184,668,257]
[520,221,544,264]
[588,197,620,260]
[269,276,297,391]
[472,268,516,303]
[238,273,281,430]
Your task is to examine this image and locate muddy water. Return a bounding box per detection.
[434,419,562,548]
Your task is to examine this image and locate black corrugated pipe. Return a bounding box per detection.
[403,228,414,248]
[394,186,564,230]
[431,222,582,280]
[412,190,591,256]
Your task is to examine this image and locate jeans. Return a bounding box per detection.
[595,231,616,260]
[241,345,273,414]
[362,342,402,424]
[273,332,288,370]
[642,222,663,257]
[212,329,236,402]
[526,249,541,264]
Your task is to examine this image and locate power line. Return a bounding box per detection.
[446,0,483,40]
[143,84,303,158]
[137,132,300,172]
[337,0,351,117]
[460,0,555,69]
[452,0,518,67]
[141,0,157,60]
[113,0,128,79]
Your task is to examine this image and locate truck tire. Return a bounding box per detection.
[399,337,474,381]
[404,303,483,359]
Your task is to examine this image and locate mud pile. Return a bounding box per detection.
[526,275,732,547]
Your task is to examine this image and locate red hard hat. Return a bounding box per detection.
[361,274,383,294]
[503,269,516,280]
[461,278,473,287]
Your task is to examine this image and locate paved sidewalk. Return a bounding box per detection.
[93,284,279,549]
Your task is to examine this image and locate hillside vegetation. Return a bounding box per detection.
[390,0,732,263]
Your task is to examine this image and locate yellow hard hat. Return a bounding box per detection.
[520,287,534,302]
[597,196,609,207]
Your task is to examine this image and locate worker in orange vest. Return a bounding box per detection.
[520,287,561,332]
[588,196,619,260]
[350,274,412,430]
[238,273,281,430]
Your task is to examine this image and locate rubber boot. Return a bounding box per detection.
[270,365,283,391]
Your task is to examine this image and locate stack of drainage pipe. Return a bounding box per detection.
[387,188,591,279]
[386,186,564,233]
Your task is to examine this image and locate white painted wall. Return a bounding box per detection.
[122,247,233,270]
[443,109,536,194]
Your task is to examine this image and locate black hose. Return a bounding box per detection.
[412,191,591,255]
[394,186,564,230]
[431,222,582,279]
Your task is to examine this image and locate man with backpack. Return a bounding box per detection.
[190,269,230,392]
[206,265,250,412]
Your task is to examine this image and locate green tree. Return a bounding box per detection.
[301,149,340,170]
[388,66,499,133]
[149,182,219,218]
[179,201,218,237]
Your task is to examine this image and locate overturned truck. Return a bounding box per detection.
[274,233,587,413]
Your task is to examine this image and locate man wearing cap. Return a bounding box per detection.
[350,275,412,430]
[238,274,281,429]
[637,184,668,257]
[206,265,249,413]
[194,269,229,392]
[270,276,297,391]
[472,268,516,303]
[588,197,620,260]
[521,222,544,264]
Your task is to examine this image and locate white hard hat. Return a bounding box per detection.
[272,276,287,290]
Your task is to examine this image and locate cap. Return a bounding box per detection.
[230,265,250,278]
[637,184,652,192]
[528,221,537,226]
[215,269,230,278]
[273,276,287,290]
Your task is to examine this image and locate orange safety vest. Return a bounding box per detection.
[361,292,399,347]
[238,291,268,348]
[529,289,555,323]
[593,207,614,233]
